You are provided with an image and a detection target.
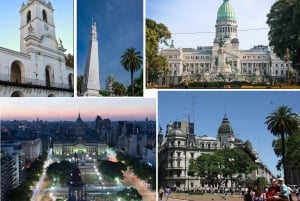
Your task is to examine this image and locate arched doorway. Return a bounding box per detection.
[11,61,23,83]
[68,73,73,89]
[48,94,55,97]
[45,66,51,87]
[11,91,24,97]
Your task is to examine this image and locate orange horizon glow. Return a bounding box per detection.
[0,98,156,122]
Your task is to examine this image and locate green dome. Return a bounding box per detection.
[217,0,236,21]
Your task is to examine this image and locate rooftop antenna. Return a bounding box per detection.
[192,96,195,123]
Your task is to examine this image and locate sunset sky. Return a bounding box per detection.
[0,98,156,121]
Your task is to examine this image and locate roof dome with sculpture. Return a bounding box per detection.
[217,0,236,21]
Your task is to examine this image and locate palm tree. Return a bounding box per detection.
[265,106,298,182]
[121,48,142,96]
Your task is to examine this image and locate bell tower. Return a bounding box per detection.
[19,0,60,53]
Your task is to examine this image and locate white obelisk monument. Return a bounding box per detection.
[81,21,101,96]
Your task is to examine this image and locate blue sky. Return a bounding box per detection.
[147,0,275,50]
[77,0,143,88]
[0,0,73,54]
[158,91,300,176]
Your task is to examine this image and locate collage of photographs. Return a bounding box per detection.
[0,0,300,201]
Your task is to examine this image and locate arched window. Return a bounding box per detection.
[68,73,73,89]
[45,67,51,87]
[42,10,47,22]
[27,11,31,23]
[11,61,22,83]
[11,91,24,97]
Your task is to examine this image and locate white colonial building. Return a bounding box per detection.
[158,114,274,191]
[159,0,297,85]
[0,0,73,97]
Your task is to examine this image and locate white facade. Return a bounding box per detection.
[158,115,274,191]
[20,138,42,161]
[0,0,73,97]
[159,0,297,85]
[81,22,101,96]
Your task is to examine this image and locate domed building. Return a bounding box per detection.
[217,114,235,148]
[52,113,108,157]
[158,114,274,192]
[159,0,297,85]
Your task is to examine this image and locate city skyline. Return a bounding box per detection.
[0,98,156,121]
[0,0,73,55]
[147,0,275,50]
[77,0,143,88]
[158,91,300,176]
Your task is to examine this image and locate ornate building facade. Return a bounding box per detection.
[53,114,107,157]
[159,0,297,85]
[0,0,73,97]
[158,114,274,191]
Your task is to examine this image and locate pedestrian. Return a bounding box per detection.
[276,178,290,201]
[244,190,252,201]
[266,178,280,199]
[159,187,164,201]
[165,186,171,201]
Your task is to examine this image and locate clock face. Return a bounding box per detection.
[44,24,49,31]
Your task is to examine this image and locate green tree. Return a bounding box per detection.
[189,153,223,187]
[265,106,298,182]
[121,48,142,96]
[112,82,127,96]
[267,0,300,71]
[216,148,257,188]
[146,18,171,85]
[286,128,300,168]
[77,75,84,94]
[7,183,31,201]
[46,160,73,185]
[127,70,143,96]
[65,53,74,68]
[254,177,268,189]
[98,160,126,181]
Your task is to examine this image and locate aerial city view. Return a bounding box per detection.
[0,98,156,201]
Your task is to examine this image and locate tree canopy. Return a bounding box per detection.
[265,105,298,181]
[46,160,73,185]
[98,160,126,181]
[120,47,142,96]
[146,18,171,85]
[267,0,300,71]
[189,148,256,188]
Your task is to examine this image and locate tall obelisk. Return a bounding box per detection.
[81,21,101,96]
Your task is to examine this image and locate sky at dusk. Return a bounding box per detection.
[158,91,300,176]
[147,0,275,50]
[77,0,143,88]
[0,98,156,122]
[0,0,73,54]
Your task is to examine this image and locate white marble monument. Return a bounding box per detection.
[81,21,101,96]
